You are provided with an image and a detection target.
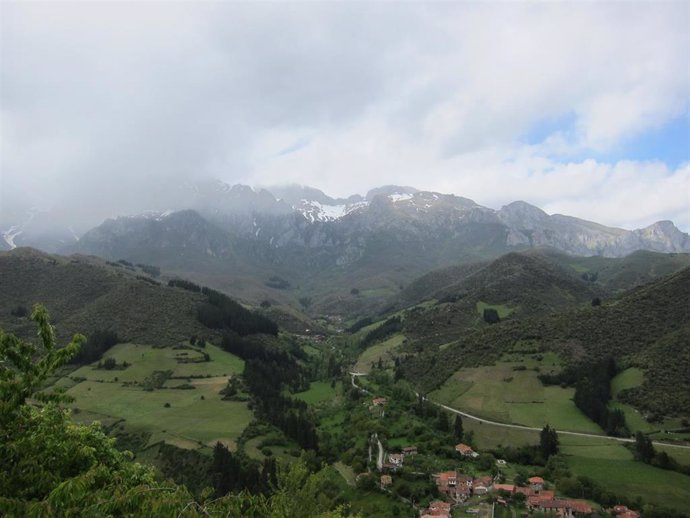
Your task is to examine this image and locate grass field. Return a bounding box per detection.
[611,367,645,398]
[333,462,356,486]
[567,455,690,511]
[460,417,690,513]
[64,343,251,449]
[355,334,406,373]
[69,342,244,382]
[431,356,601,433]
[295,380,342,405]
[243,432,300,462]
[476,301,514,319]
[608,368,684,434]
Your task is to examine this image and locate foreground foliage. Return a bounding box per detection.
[0,305,352,518]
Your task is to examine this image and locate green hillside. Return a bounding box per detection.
[399,265,690,419]
[0,248,213,346]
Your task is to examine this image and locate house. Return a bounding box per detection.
[429,501,451,514]
[515,486,533,497]
[381,462,398,472]
[472,475,493,495]
[455,443,479,458]
[380,475,392,488]
[402,446,418,456]
[421,501,451,518]
[388,453,403,467]
[613,506,640,518]
[530,499,593,517]
[529,476,544,491]
[493,483,516,494]
[434,471,472,502]
[527,491,556,508]
[372,397,387,406]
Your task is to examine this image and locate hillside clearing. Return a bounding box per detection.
[355,334,406,373]
[64,343,250,449]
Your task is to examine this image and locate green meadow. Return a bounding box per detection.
[475,301,515,319]
[63,342,251,450]
[295,380,343,406]
[355,334,406,373]
[431,355,601,433]
[464,418,690,513]
[567,454,690,511]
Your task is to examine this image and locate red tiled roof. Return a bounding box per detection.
[437,470,456,482]
[536,499,593,514]
[528,476,544,484]
[455,443,474,454]
[429,501,451,511]
[493,484,515,493]
[515,486,535,496]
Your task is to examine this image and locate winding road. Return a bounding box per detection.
[349,372,690,451]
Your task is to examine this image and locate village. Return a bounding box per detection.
[365,395,639,518]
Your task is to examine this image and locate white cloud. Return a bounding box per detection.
[1,1,688,231]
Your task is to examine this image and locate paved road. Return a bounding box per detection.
[349,372,690,451]
[369,432,384,471]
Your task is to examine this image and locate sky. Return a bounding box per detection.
[1,1,689,231]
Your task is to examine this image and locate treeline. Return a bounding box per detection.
[200,287,277,336]
[220,332,318,451]
[211,443,278,496]
[168,279,202,292]
[168,279,278,336]
[347,317,373,333]
[136,263,160,277]
[540,358,629,436]
[361,316,402,347]
[632,432,690,476]
[70,329,119,365]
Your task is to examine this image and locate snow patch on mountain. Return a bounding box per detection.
[127,210,176,221]
[295,199,369,222]
[389,193,414,203]
[2,226,23,250]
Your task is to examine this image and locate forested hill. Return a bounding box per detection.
[396,248,690,310]
[0,247,275,346]
[399,266,690,416]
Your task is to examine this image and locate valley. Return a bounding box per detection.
[2,223,690,517]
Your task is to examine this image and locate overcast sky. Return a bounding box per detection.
[1,1,689,231]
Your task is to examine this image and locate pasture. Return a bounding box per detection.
[475,301,514,319]
[64,342,251,450]
[295,380,342,406]
[463,418,690,513]
[430,355,601,433]
[567,455,690,511]
[355,334,406,373]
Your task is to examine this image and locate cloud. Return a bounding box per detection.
[1,1,688,231]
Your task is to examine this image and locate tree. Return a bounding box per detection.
[438,411,449,432]
[540,424,559,458]
[634,431,655,464]
[514,468,528,486]
[0,305,355,517]
[483,308,500,324]
[454,415,464,441]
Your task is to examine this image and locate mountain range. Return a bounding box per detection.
[3,181,689,314]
